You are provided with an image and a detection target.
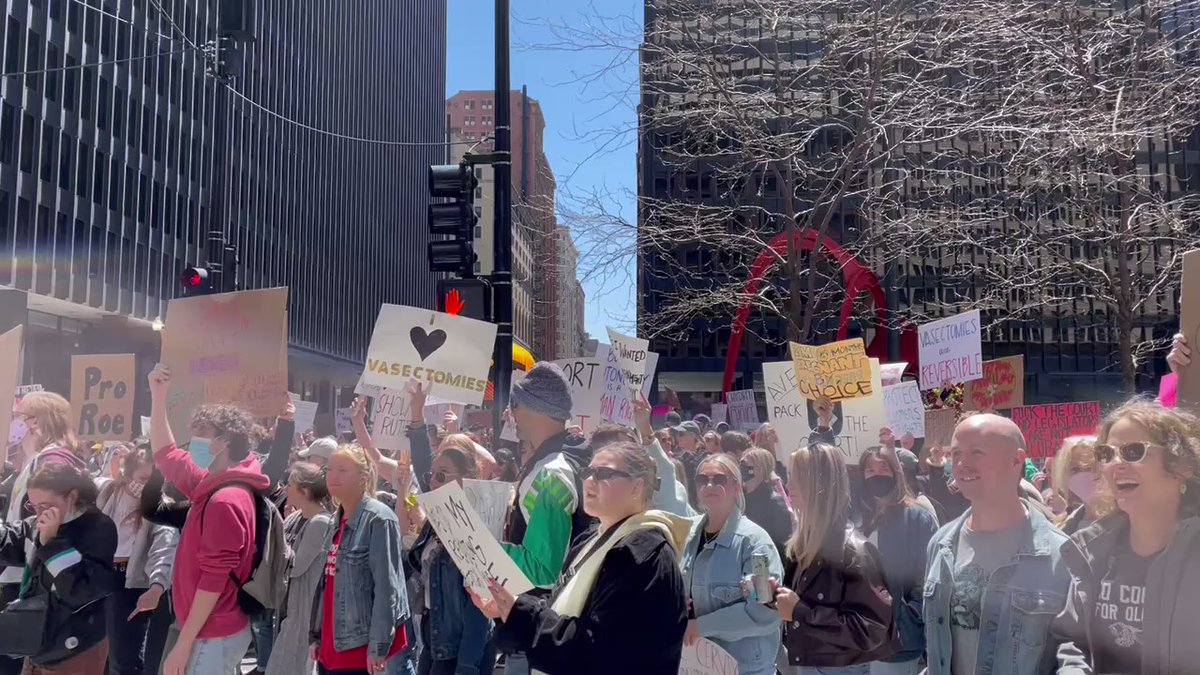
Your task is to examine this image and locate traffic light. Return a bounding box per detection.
[427,163,478,276]
[438,278,491,322]
[179,266,213,297]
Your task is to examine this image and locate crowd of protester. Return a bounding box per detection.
[0,334,1196,675]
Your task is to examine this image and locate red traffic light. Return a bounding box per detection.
[179,266,212,296]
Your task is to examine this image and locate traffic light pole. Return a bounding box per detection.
[491,0,513,442]
[206,38,233,293]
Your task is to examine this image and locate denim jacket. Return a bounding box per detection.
[407,524,494,675]
[923,501,1070,675]
[680,511,782,675]
[310,496,411,658]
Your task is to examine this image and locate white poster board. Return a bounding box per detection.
[293,399,319,435]
[606,327,651,396]
[710,404,728,425]
[679,638,739,675]
[726,390,760,431]
[918,310,984,390]
[763,359,886,463]
[360,305,498,406]
[880,363,908,387]
[416,481,533,599]
[883,381,926,440]
[551,357,606,435]
[14,385,42,397]
[462,479,514,540]
[372,389,412,452]
[335,407,352,435]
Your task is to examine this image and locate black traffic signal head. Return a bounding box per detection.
[427,162,479,276]
[429,163,478,198]
[179,266,213,297]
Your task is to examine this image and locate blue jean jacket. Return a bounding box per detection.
[680,511,783,675]
[923,502,1070,675]
[409,524,495,675]
[311,497,412,658]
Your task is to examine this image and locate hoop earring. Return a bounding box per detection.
[1182,483,1189,495]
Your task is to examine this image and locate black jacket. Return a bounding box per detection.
[496,527,687,675]
[743,481,793,559]
[0,509,118,665]
[503,430,594,550]
[781,523,898,667]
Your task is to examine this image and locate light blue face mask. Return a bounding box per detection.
[188,437,216,470]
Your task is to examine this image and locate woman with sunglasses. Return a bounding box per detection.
[680,454,781,675]
[1048,436,1110,536]
[774,443,897,675]
[472,440,690,675]
[739,448,794,559]
[856,448,937,675]
[405,445,495,675]
[1055,401,1200,674]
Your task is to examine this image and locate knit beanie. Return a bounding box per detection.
[510,362,573,421]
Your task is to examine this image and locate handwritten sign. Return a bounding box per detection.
[710,403,728,425]
[963,356,1025,411]
[424,402,466,428]
[462,479,513,540]
[14,384,41,397]
[789,338,872,401]
[335,407,352,435]
[0,327,23,458]
[551,357,605,435]
[70,354,135,442]
[1011,401,1102,459]
[679,638,739,675]
[140,416,152,438]
[606,327,652,397]
[160,288,288,442]
[883,381,926,440]
[924,408,959,447]
[292,395,319,435]
[1179,250,1200,413]
[880,363,908,387]
[918,310,983,390]
[371,389,412,452]
[416,481,533,599]
[595,344,635,427]
[763,359,886,463]
[360,305,497,406]
[726,390,760,431]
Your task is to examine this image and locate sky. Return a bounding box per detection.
[445,0,641,338]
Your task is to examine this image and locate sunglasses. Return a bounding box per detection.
[695,473,730,488]
[580,466,633,482]
[425,469,460,484]
[1094,442,1163,465]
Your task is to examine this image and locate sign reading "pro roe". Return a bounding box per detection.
[70,354,135,442]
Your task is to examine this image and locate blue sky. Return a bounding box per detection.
[445,1,641,338]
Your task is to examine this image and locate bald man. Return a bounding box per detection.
[922,414,1071,675]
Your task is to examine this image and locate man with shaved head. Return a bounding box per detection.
[922,414,1071,675]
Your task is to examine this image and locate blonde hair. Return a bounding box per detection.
[20,392,79,454]
[1050,436,1097,496]
[787,443,850,570]
[1096,400,1200,516]
[439,433,478,458]
[697,453,745,512]
[329,444,378,497]
[741,447,777,484]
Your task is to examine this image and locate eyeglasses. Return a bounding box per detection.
[1094,442,1162,465]
[580,466,633,482]
[695,473,730,488]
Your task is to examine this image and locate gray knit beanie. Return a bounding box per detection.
[510,362,573,421]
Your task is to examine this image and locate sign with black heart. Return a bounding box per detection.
[359,304,498,406]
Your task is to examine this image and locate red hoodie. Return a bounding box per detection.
[155,444,271,639]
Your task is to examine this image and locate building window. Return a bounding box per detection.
[465,100,475,109]
[482,100,493,110]
[482,116,492,125]
[465,116,476,126]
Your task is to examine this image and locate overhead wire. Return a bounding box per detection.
[1,46,203,79]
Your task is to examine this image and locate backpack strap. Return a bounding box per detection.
[197,483,259,587]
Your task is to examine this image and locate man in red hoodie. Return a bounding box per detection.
[147,364,270,675]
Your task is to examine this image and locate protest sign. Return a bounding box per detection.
[70,354,135,442]
[14,384,41,396]
[679,638,739,675]
[726,390,760,431]
[789,338,872,402]
[924,408,959,447]
[335,407,352,435]
[880,363,908,387]
[0,327,23,458]
[711,404,728,425]
[918,310,984,390]
[763,359,886,463]
[1011,401,1102,459]
[963,356,1025,411]
[416,481,533,599]
[424,402,466,428]
[883,381,926,440]
[292,396,319,434]
[1179,250,1200,412]
[140,416,152,438]
[371,390,411,452]
[462,479,513,540]
[160,288,289,441]
[551,357,606,435]
[606,327,651,396]
[595,344,636,427]
[361,305,497,406]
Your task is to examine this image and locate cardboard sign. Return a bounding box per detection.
[1179,249,1200,412]
[14,384,41,396]
[924,408,959,447]
[880,363,908,387]
[680,638,739,675]
[551,357,606,435]
[70,354,136,442]
[710,403,728,425]
[416,481,533,599]
[462,479,514,540]
[789,338,872,402]
[0,327,23,459]
[160,288,289,441]
[918,310,984,390]
[963,356,1025,411]
[1011,401,1102,459]
[726,390,760,431]
[606,327,651,396]
[372,389,412,452]
[883,381,926,440]
[361,305,497,406]
[763,359,886,463]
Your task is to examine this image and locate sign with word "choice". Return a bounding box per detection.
[726,390,759,431]
[763,359,885,463]
[70,354,136,442]
[918,310,983,390]
[1011,401,1102,459]
[361,305,497,406]
[789,338,872,402]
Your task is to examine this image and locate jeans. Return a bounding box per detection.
[250,610,276,670]
[870,660,921,675]
[182,624,252,675]
[0,584,22,675]
[503,653,529,675]
[105,587,173,675]
[318,655,417,675]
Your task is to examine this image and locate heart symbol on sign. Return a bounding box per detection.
[410,327,448,361]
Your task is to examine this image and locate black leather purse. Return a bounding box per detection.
[0,591,50,658]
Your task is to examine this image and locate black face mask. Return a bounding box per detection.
[740,464,755,482]
[864,475,897,499]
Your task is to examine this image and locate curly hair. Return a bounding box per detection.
[189,404,266,461]
[1096,399,1200,516]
